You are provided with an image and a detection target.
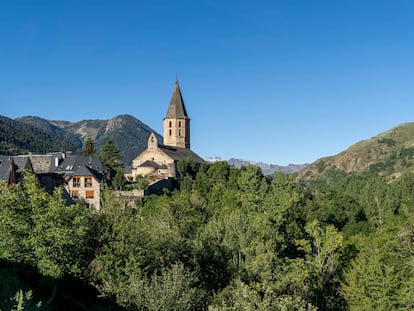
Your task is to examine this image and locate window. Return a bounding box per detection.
[72,177,81,187]
[86,190,94,199]
[178,121,181,127]
[179,129,181,137]
[71,190,79,199]
[85,177,93,188]
[169,121,172,127]
[169,129,172,136]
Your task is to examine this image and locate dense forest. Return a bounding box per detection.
[0,116,79,155]
[1,160,413,310]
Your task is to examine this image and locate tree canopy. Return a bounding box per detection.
[1,163,414,310]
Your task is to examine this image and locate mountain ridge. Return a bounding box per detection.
[0,115,79,155]
[297,122,414,182]
[5,115,414,180]
[205,156,308,175]
[16,114,163,164]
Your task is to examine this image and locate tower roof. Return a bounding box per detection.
[165,80,190,119]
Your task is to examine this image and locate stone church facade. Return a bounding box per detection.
[128,81,205,181]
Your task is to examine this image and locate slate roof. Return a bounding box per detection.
[26,155,54,174]
[159,144,205,164]
[68,165,104,181]
[139,160,161,168]
[13,156,33,174]
[0,156,33,183]
[21,152,69,174]
[165,80,190,119]
[137,160,168,169]
[54,155,106,175]
[0,156,13,182]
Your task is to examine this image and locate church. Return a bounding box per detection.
[128,81,205,182]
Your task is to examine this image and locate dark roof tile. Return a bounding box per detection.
[159,145,205,163]
[165,80,189,119]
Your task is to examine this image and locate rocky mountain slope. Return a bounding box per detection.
[297,122,414,182]
[205,157,308,175]
[17,115,162,164]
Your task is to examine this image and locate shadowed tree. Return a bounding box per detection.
[82,136,95,156]
[99,138,124,184]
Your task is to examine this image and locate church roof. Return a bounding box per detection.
[165,80,190,119]
[138,160,168,169]
[159,144,205,164]
[139,160,161,168]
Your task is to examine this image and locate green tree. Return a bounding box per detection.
[135,174,149,190]
[341,211,414,311]
[99,138,124,183]
[341,247,400,311]
[0,289,43,311]
[0,172,92,304]
[142,263,201,311]
[82,136,95,156]
[296,220,344,309]
[210,279,317,311]
[112,168,126,190]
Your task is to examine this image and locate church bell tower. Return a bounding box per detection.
[163,80,190,149]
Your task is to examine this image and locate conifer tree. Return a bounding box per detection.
[99,139,124,182]
[82,136,95,156]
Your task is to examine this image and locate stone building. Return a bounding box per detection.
[129,80,205,181]
[54,154,106,210]
[65,165,103,210]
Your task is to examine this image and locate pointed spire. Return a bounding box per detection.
[165,80,189,119]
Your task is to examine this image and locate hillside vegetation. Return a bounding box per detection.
[0,116,79,155]
[1,119,414,309]
[1,160,414,310]
[17,114,162,163]
[297,122,414,182]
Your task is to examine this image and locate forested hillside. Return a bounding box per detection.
[298,122,414,182]
[0,116,79,155]
[1,160,413,310]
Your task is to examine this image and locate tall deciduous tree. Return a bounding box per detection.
[296,220,344,309]
[0,172,91,304]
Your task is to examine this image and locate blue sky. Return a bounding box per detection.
[1,1,414,165]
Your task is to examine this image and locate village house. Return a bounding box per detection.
[1,152,106,211]
[0,155,33,184]
[53,154,107,210]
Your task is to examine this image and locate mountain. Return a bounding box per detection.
[17,114,162,164]
[0,115,79,155]
[205,156,308,175]
[297,122,414,182]
[15,116,83,148]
